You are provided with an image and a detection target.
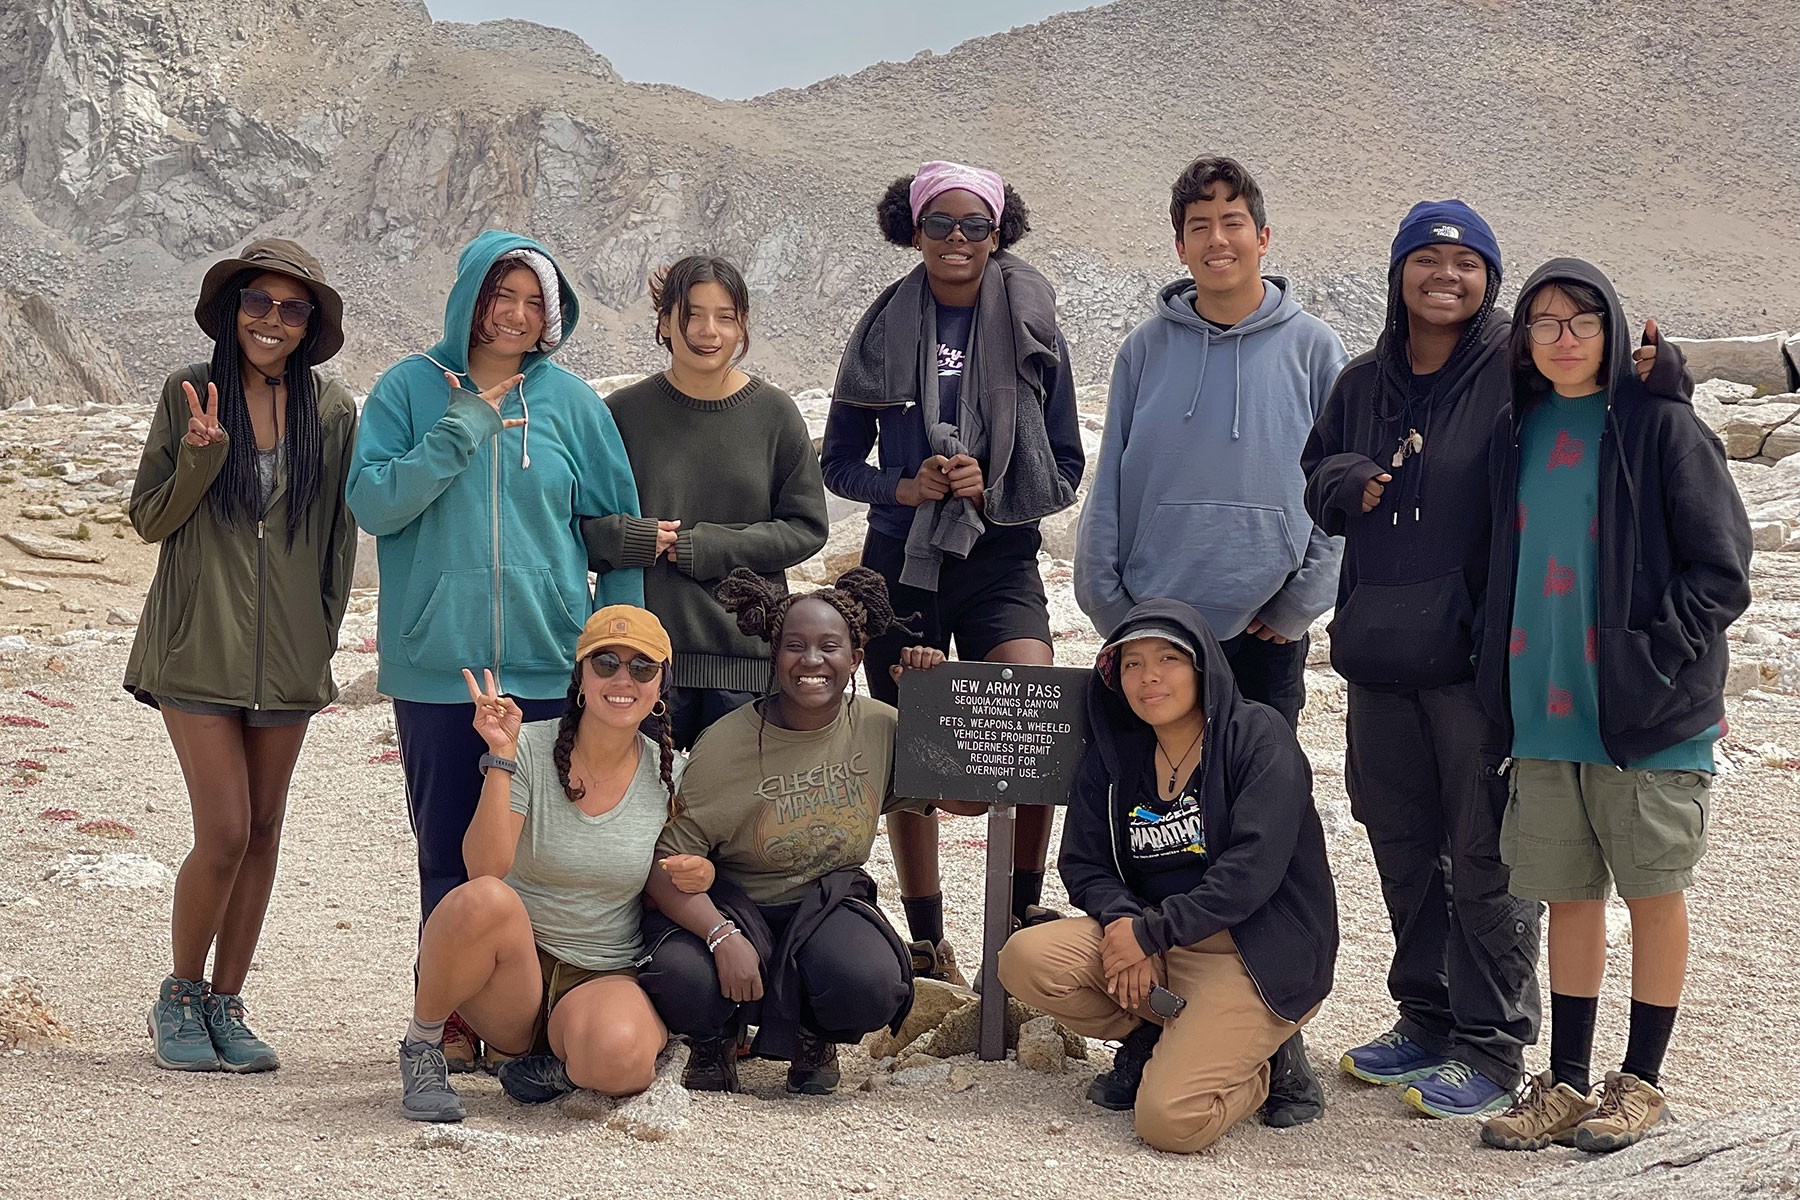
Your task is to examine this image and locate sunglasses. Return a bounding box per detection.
[1525,313,1604,345]
[588,651,663,684]
[1147,984,1188,1020]
[918,213,996,242]
[239,288,315,329]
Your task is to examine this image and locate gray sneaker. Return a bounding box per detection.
[203,991,279,1073]
[399,1039,466,1123]
[148,976,219,1071]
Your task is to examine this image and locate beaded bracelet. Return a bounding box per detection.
[707,928,742,954]
[704,919,734,942]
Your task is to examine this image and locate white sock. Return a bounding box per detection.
[405,1015,447,1047]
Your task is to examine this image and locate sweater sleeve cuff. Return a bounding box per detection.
[619,516,661,569]
[675,528,699,577]
[1131,913,1162,958]
[1335,456,1387,514]
[443,389,505,447]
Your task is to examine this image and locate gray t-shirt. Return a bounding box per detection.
[503,720,678,971]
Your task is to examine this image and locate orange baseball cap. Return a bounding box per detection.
[575,605,672,665]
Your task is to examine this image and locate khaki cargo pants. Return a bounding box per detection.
[999,917,1312,1153]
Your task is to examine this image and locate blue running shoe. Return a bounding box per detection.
[1340,1031,1446,1085]
[1403,1060,1515,1118]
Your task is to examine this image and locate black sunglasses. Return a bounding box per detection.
[589,651,663,684]
[918,213,996,242]
[1147,984,1187,1020]
[239,288,315,329]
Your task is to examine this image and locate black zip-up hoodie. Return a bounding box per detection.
[1476,258,1752,766]
[1057,599,1338,1022]
[1302,313,1514,688]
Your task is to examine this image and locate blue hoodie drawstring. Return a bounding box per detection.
[1231,339,1243,440]
[1184,336,1210,421]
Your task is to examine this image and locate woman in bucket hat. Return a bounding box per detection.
[125,237,359,1074]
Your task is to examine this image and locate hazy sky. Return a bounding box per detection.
[422,1,1094,99]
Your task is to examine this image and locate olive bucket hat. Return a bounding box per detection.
[195,238,345,363]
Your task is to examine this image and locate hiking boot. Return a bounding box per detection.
[908,938,968,988]
[1340,1030,1446,1085]
[1481,1071,1598,1150]
[147,976,219,1072]
[1572,1071,1670,1153]
[1086,1021,1161,1111]
[1403,1060,1515,1118]
[497,1053,577,1105]
[785,1029,841,1095]
[1019,904,1065,929]
[399,1039,466,1123]
[441,1012,480,1074]
[1260,1030,1325,1128]
[683,1035,741,1093]
[202,990,279,1073]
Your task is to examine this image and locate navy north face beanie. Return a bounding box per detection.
[1389,200,1502,279]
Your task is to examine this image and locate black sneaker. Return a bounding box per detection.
[1086,1021,1160,1110]
[785,1028,841,1095]
[683,1035,740,1093]
[496,1053,576,1105]
[1261,1029,1326,1127]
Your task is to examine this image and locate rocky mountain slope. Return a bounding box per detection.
[0,0,1794,398]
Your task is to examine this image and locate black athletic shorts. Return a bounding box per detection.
[860,525,1051,705]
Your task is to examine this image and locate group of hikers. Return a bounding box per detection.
[122,151,1751,1158]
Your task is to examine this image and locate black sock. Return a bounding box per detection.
[901,892,944,946]
[1011,870,1045,924]
[1549,991,1600,1094]
[1621,999,1679,1086]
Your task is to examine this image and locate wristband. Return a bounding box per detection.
[479,753,519,776]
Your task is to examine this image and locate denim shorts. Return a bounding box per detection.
[154,695,314,728]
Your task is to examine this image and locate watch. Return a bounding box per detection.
[479,753,519,776]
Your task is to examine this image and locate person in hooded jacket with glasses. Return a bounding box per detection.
[999,599,1337,1154]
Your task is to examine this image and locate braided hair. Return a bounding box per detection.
[550,655,680,819]
[200,270,326,549]
[1374,259,1501,421]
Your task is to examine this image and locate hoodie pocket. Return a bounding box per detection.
[1598,627,1683,731]
[400,568,491,669]
[1123,502,1297,619]
[499,565,585,671]
[1328,571,1474,688]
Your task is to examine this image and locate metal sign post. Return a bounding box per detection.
[895,661,1090,1062]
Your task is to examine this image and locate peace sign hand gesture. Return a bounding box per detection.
[463,668,522,756]
[182,381,226,448]
[446,371,527,431]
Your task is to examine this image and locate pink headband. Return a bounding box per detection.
[909,160,1005,227]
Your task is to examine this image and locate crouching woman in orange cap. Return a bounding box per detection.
[393,606,711,1123]
[127,238,358,1076]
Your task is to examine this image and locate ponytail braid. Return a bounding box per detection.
[552,665,585,804]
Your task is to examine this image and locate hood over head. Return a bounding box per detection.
[428,230,581,377]
[1511,257,1656,404]
[1087,599,1239,779]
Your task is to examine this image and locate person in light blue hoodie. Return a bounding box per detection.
[348,230,643,1069]
[1076,155,1346,731]
[1074,155,1345,1129]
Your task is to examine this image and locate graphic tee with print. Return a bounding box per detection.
[657,696,930,905]
[1125,772,1209,894]
[1508,391,1715,770]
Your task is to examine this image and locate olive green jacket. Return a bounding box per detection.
[124,364,359,712]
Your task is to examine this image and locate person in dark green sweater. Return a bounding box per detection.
[585,256,828,749]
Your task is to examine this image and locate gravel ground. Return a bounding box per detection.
[4,566,1799,1199]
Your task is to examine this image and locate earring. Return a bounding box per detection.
[576,692,586,708]
[650,700,668,718]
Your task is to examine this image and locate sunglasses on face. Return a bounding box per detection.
[918,213,996,242]
[589,651,663,684]
[239,288,315,329]
[1525,313,1605,345]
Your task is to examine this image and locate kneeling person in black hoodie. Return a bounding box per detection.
[998,600,1338,1153]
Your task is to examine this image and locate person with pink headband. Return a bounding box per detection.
[822,160,1084,986]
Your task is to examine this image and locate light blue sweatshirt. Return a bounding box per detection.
[1075,276,1347,640]
[347,231,643,703]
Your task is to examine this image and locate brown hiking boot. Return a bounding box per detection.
[441,1012,480,1074]
[1481,1070,1598,1150]
[908,938,968,988]
[1572,1071,1670,1153]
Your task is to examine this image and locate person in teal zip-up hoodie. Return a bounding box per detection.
[349,231,642,1068]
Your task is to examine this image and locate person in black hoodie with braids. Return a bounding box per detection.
[638,568,983,1096]
[999,599,1337,1153]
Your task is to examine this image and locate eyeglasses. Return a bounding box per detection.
[588,651,663,684]
[239,288,315,329]
[1526,313,1604,345]
[918,213,996,242]
[1147,984,1188,1020]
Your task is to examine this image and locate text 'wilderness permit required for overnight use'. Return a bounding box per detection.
[894,661,1091,806]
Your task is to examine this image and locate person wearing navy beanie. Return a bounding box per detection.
[1301,200,1542,1119]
